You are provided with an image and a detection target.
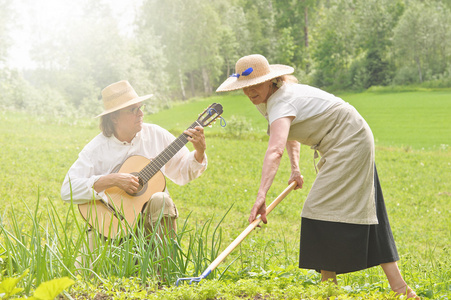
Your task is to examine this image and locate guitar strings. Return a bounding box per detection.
[138,121,200,183]
[138,104,223,184]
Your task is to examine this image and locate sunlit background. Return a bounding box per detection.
[1,0,450,119]
[8,0,142,69]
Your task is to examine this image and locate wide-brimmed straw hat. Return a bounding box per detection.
[216,54,294,92]
[96,80,153,118]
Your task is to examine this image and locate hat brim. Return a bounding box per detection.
[95,94,153,118]
[216,64,294,92]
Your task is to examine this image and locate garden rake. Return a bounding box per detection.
[176,181,297,286]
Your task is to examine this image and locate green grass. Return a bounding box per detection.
[0,90,450,299]
[151,89,451,150]
[345,90,451,150]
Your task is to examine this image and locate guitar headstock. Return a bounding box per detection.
[197,103,224,127]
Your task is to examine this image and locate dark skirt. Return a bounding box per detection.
[298,166,399,274]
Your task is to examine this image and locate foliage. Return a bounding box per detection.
[0,196,229,293]
[310,0,356,89]
[353,0,403,88]
[0,0,14,64]
[310,0,405,90]
[0,270,74,300]
[1,0,451,118]
[223,115,255,138]
[273,27,298,67]
[393,1,451,84]
[67,275,439,299]
[30,277,74,300]
[0,270,28,298]
[138,0,225,99]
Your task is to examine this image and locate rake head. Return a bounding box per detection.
[175,268,211,286]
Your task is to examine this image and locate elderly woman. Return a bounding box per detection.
[216,54,419,299]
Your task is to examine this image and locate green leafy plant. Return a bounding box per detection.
[0,270,74,300]
[0,270,28,298]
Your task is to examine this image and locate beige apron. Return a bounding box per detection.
[288,102,377,225]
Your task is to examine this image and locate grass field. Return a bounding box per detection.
[150,89,451,150]
[0,89,450,299]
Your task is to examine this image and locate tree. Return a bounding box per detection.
[352,0,403,88]
[25,0,157,115]
[182,0,223,95]
[239,0,276,57]
[310,0,356,88]
[216,3,252,81]
[213,0,277,87]
[273,27,297,66]
[0,0,13,66]
[133,28,169,110]
[138,0,226,98]
[217,26,240,78]
[393,1,451,83]
[273,0,318,72]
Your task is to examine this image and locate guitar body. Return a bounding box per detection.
[78,155,166,239]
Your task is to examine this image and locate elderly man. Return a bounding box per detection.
[61,80,208,267]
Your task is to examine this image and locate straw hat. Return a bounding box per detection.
[96,80,153,117]
[216,54,294,92]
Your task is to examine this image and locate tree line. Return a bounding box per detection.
[0,0,450,118]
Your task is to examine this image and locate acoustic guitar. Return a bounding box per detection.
[78,103,223,238]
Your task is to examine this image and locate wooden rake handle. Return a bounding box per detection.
[208,181,297,272]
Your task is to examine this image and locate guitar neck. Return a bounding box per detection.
[138,121,202,184]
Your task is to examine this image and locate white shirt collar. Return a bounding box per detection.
[111,131,141,146]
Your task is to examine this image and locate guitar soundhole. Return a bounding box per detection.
[128,172,147,196]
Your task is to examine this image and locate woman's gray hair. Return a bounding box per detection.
[99,111,118,137]
[272,75,298,87]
